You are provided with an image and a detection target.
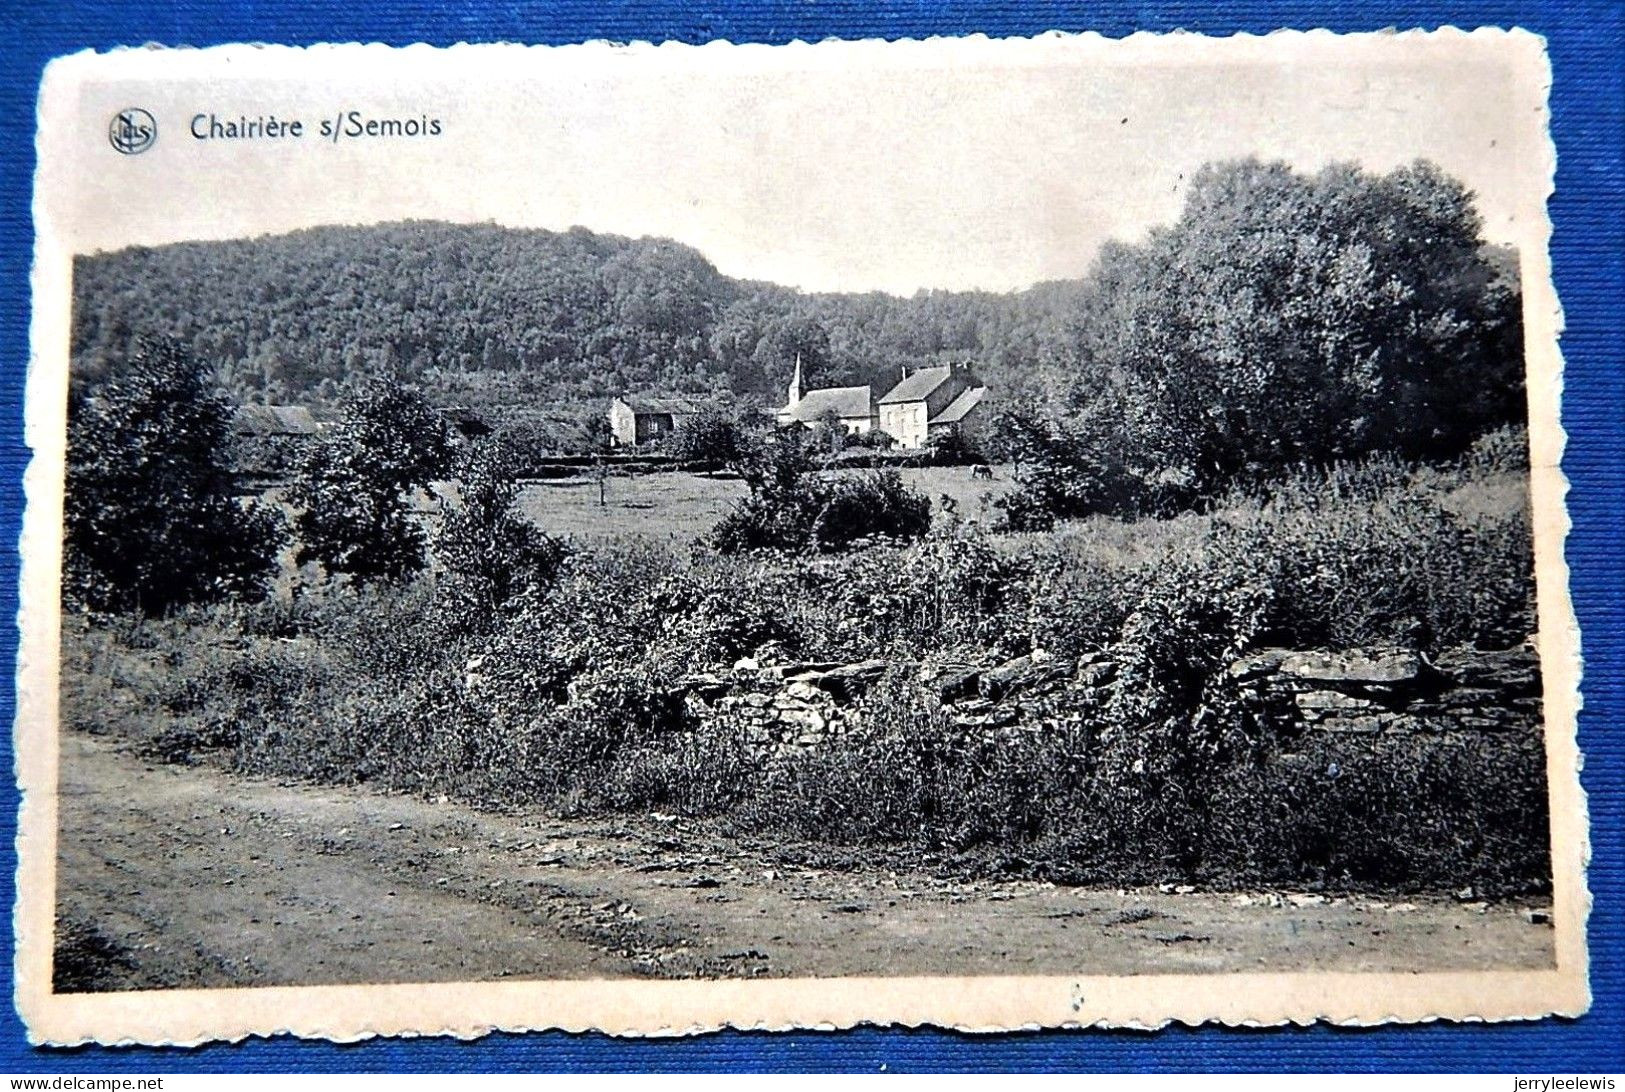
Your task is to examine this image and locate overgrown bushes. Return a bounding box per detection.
[712,429,933,553]
[61,448,1546,894]
[431,446,569,635]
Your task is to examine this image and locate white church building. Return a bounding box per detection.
[777,357,991,449]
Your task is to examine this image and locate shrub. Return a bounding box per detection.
[473,546,681,703]
[597,722,758,815]
[1023,548,1138,658]
[992,402,1165,529]
[740,673,1103,864]
[492,412,612,465]
[713,469,932,554]
[1070,532,1277,872]
[666,409,758,469]
[846,427,896,451]
[1199,729,1550,896]
[649,568,802,669]
[813,471,932,549]
[925,427,985,465]
[64,338,287,614]
[893,530,1032,654]
[711,492,817,553]
[713,427,814,552]
[432,445,569,634]
[1235,460,1535,651]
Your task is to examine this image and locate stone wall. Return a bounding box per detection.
[1228,643,1543,735]
[675,639,1542,758]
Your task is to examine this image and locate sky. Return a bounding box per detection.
[46,30,1551,295]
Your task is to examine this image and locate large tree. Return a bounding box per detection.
[291,379,454,584]
[1063,158,1524,501]
[64,338,286,613]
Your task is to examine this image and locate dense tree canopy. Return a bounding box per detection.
[982,158,1528,525]
[1056,159,1523,500]
[71,222,1085,413]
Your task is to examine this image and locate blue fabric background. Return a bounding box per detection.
[2,0,1619,1074]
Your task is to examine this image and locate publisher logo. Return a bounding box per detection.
[109,108,157,154]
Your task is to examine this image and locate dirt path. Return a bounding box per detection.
[54,731,1555,991]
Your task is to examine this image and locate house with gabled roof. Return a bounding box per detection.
[229,404,324,485]
[877,361,989,449]
[776,356,878,435]
[609,393,714,447]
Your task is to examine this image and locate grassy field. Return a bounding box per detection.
[513,463,1525,549]
[516,465,1018,544]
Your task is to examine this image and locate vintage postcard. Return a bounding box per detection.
[17,29,1588,1044]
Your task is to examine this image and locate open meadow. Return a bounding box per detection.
[517,465,1017,545]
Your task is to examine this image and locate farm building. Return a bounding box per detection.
[436,405,493,443]
[877,361,989,449]
[231,403,321,439]
[776,356,878,434]
[609,394,713,447]
[229,404,323,483]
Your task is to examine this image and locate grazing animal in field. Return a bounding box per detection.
[971,464,994,481]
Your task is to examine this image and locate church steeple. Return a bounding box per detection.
[786,352,807,408]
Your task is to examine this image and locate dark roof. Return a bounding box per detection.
[783,385,874,422]
[616,395,714,416]
[231,405,320,437]
[931,385,988,425]
[437,406,491,435]
[878,365,954,405]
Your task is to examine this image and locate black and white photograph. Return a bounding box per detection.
[18,30,1586,1042]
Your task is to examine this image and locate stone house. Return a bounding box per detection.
[877,361,989,449]
[608,394,713,447]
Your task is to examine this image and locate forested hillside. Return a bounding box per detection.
[71,158,1524,473]
[70,221,1085,411]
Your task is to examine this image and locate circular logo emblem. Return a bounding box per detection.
[108,108,157,155]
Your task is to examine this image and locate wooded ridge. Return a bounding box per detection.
[71,220,1087,411]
